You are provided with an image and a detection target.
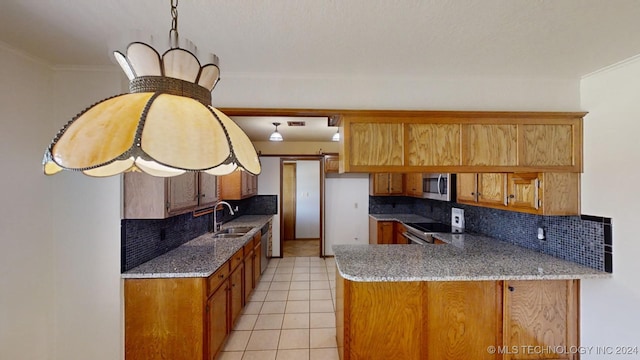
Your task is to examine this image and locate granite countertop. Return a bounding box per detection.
[336,217,610,281]
[122,215,273,279]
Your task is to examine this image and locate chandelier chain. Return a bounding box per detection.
[169,0,179,48]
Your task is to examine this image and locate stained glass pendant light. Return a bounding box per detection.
[42,0,261,177]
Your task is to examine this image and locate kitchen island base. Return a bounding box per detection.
[336,271,579,360]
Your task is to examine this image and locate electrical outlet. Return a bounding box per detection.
[451,208,465,230]
[537,227,545,241]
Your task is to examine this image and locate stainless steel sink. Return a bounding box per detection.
[213,233,245,239]
[224,226,254,234]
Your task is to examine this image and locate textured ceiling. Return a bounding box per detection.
[3,0,640,142]
[2,0,640,79]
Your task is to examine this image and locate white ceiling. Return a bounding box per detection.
[2,0,640,141]
[231,116,336,142]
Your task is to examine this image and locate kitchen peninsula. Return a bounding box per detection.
[333,234,608,360]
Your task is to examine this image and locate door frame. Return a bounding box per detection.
[279,156,325,257]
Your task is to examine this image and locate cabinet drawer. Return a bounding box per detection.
[230,248,244,271]
[244,242,254,257]
[207,262,230,296]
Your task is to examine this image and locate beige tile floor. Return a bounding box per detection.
[217,256,339,360]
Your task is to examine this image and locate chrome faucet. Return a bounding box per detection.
[212,201,235,232]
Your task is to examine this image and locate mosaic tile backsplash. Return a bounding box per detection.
[122,195,277,272]
[370,196,612,272]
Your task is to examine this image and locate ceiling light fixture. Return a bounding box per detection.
[269,122,283,142]
[332,129,340,142]
[42,0,260,177]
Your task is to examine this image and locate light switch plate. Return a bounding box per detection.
[451,207,465,230]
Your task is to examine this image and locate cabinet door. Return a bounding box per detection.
[405,173,422,197]
[244,249,254,303]
[168,172,199,214]
[389,173,404,194]
[520,124,574,167]
[407,123,461,166]
[229,264,244,329]
[462,124,517,166]
[371,173,390,195]
[199,173,218,207]
[349,122,404,167]
[394,222,408,244]
[253,244,262,284]
[377,221,394,244]
[457,173,478,203]
[503,280,578,360]
[207,283,229,360]
[477,173,508,207]
[507,173,540,213]
[426,281,501,359]
[325,154,340,173]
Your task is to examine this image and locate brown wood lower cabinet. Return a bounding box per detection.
[125,245,260,360]
[336,271,579,360]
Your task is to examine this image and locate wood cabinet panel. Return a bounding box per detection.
[478,173,508,207]
[369,173,404,195]
[426,281,502,360]
[462,124,517,166]
[349,122,403,166]
[347,280,424,360]
[207,281,228,359]
[504,280,578,360]
[124,172,219,219]
[324,154,340,173]
[229,263,244,330]
[507,173,540,212]
[458,172,579,215]
[520,124,574,167]
[220,171,257,200]
[243,247,254,304]
[125,278,205,360]
[457,173,477,203]
[408,123,460,166]
[168,172,199,214]
[405,173,423,197]
[541,173,580,216]
[199,172,218,207]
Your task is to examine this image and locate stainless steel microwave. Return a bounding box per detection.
[422,173,455,201]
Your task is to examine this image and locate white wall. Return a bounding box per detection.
[324,174,370,256]
[257,156,281,257]
[49,68,125,360]
[580,57,640,359]
[213,74,580,110]
[0,43,55,360]
[295,161,321,239]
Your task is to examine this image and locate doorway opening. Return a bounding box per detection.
[280,157,324,257]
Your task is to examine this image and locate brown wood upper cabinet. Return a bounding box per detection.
[123,172,218,219]
[219,170,258,200]
[369,173,404,195]
[404,173,423,197]
[339,111,584,173]
[324,153,340,173]
[457,172,580,215]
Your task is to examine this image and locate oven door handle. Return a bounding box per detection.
[403,232,430,245]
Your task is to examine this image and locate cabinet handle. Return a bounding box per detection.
[471,192,475,196]
[219,274,224,279]
[534,179,540,210]
[509,194,515,199]
[508,286,515,292]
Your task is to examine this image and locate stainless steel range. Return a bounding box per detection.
[403,222,463,245]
